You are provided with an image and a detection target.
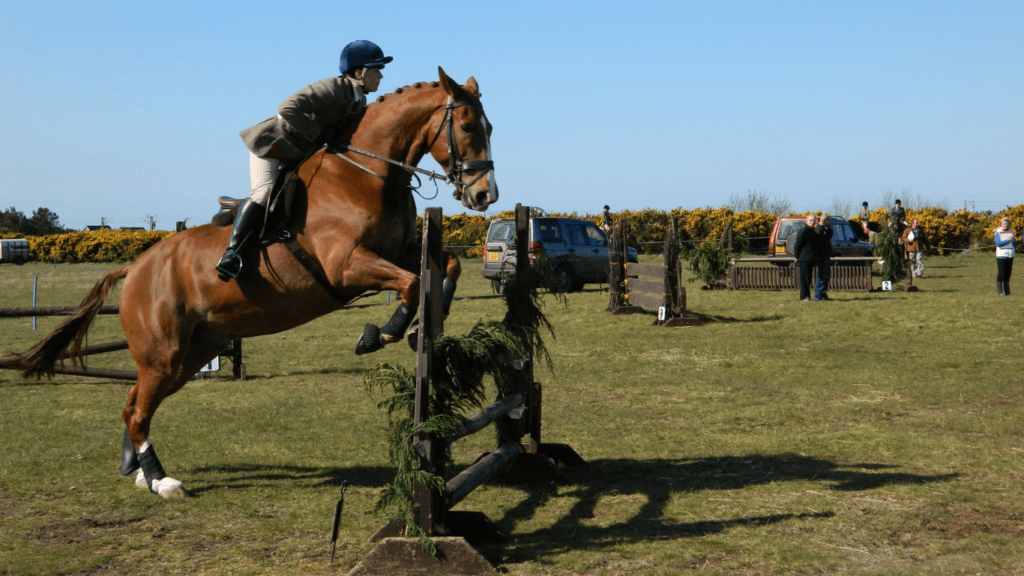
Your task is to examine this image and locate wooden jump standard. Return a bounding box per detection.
[607,218,698,326]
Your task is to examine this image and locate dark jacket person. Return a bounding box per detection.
[814,214,833,300]
[791,214,818,301]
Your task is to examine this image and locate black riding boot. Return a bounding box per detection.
[1004,281,1011,296]
[215,200,266,281]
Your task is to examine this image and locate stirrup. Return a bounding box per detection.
[216,250,243,281]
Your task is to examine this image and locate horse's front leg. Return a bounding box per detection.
[355,250,462,355]
[338,247,420,355]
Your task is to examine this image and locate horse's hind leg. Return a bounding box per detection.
[120,368,189,498]
[122,368,201,499]
[121,331,227,497]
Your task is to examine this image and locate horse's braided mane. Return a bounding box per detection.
[374,81,441,104]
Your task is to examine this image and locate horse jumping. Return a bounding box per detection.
[3,68,498,498]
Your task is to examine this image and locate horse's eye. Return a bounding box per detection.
[460,124,473,134]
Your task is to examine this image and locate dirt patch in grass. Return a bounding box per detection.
[894,503,1024,539]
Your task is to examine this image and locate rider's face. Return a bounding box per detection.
[361,67,383,93]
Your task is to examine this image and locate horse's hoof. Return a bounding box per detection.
[354,324,383,355]
[134,470,187,498]
[151,477,188,499]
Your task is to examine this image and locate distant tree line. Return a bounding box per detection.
[0,207,67,236]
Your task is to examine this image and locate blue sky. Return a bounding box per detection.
[2,1,1021,230]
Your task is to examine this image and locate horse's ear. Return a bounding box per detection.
[438,67,456,95]
[464,76,480,97]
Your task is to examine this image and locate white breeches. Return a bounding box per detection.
[249,152,282,207]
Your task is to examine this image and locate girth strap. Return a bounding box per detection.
[281,233,353,304]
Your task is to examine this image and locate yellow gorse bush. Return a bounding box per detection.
[27,230,174,263]
[9,204,1022,263]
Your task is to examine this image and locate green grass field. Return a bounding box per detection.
[1,251,1022,575]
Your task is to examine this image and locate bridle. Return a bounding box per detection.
[330,97,497,204]
[434,97,495,200]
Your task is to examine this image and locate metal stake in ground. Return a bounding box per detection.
[330,481,348,563]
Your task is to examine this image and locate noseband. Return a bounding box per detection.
[331,97,496,204]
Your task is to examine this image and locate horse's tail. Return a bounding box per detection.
[3,266,131,378]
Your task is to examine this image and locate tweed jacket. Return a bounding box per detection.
[240,76,366,160]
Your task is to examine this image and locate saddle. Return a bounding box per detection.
[210,168,351,302]
[210,167,303,246]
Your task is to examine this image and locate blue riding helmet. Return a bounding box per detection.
[339,40,393,74]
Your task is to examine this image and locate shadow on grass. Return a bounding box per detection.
[686,311,784,324]
[488,453,959,564]
[243,366,372,379]
[183,452,957,566]
[183,463,396,496]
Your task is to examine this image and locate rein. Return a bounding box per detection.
[329,144,442,199]
[329,97,494,202]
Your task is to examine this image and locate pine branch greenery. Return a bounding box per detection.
[685,241,732,289]
[499,253,563,371]
[874,226,908,287]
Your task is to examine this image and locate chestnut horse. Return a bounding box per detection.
[5,68,497,498]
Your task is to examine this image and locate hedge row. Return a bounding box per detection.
[1,229,174,263]
[3,204,1021,263]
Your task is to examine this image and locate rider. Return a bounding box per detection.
[215,40,393,281]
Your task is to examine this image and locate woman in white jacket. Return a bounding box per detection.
[994,217,1016,296]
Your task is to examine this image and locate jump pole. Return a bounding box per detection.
[1,305,245,381]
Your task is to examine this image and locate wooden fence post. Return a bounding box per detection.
[413,207,445,535]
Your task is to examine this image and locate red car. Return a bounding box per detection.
[768,216,874,263]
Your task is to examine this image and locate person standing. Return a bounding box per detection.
[901,218,927,278]
[814,214,833,300]
[994,217,1016,296]
[792,214,818,302]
